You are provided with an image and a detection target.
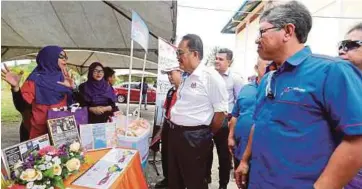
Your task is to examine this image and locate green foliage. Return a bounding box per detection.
[1,90,21,123]
[43,169,54,179]
[53,176,65,189]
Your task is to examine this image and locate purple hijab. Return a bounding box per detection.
[26,46,72,105]
[82,62,116,105]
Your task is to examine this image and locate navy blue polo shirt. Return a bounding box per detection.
[231,81,258,160]
[249,46,362,189]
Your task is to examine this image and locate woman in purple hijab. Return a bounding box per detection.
[77,62,117,123]
[1,45,75,138]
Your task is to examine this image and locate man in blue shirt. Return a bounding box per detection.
[338,22,362,189]
[228,58,271,189]
[235,1,362,189]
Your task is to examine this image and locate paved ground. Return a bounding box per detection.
[1,103,238,189]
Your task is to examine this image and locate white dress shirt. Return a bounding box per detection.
[170,63,228,126]
[221,69,244,113]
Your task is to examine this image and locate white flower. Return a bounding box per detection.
[49,187,54,189]
[46,181,51,185]
[66,158,81,172]
[69,142,81,152]
[14,160,23,170]
[46,162,52,169]
[19,169,42,182]
[45,155,52,162]
[26,181,34,189]
[14,169,21,177]
[53,164,62,176]
[52,157,61,165]
[37,164,45,171]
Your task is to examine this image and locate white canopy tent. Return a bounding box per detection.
[1,1,177,73]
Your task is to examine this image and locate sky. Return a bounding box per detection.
[176,0,242,64]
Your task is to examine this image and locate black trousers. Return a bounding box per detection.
[206,123,231,186]
[168,123,212,189]
[161,120,170,179]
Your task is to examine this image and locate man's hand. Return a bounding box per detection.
[235,159,250,189]
[210,112,226,134]
[228,136,235,155]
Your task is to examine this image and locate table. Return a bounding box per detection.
[64,148,148,189]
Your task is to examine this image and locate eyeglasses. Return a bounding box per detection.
[58,54,68,60]
[93,69,104,74]
[338,40,362,52]
[176,49,196,57]
[258,26,281,38]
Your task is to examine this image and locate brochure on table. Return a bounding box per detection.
[2,135,50,177]
[72,148,137,189]
[47,115,80,147]
[79,122,117,151]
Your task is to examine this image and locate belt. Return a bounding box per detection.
[166,119,209,130]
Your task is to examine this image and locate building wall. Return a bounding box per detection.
[232,0,362,79]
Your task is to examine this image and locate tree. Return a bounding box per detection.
[205,46,220,66]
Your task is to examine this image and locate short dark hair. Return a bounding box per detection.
[347,22,362,34]
[182,34,204,60]
[260,1,312,43]
[104,67,115,79]
[218,48,233,61]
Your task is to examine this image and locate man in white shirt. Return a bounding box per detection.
[206,48,244,189]
[168,34,228,189]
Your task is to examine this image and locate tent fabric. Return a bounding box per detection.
[1,1,177,72]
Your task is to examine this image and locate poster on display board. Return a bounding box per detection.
[154,38,179,127]
[79,122,117,151]
[2,134,50,177]
[47,115,80,148]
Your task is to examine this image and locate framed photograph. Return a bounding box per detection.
[1,134,50,177]
[47,115,80,148]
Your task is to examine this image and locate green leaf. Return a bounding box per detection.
[54,176,65,189]
[43,169,54,178]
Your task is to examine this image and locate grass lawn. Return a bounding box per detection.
[1,89,21,124]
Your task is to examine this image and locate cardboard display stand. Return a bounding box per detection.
[47,115,81,148]
[1,135,50,177]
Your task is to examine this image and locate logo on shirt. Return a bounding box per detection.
[191,82,196,88]
[281,87,306,96]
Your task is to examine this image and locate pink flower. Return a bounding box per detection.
[38,146,58,156]
[8,184,26,189]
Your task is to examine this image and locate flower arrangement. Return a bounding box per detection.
[7,142,84,189]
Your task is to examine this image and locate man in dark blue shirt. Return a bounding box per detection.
[139,81,149,110]
[235,2,362,189]
[338,22,362,189]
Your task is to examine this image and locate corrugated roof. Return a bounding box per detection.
[221,0,261,34]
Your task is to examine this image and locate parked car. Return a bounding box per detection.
[114,82,156,104]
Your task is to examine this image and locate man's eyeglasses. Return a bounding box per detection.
[58,54,68,60]
[176,49,196,57]
[258,26,281,38]
[338,40,362,52]
[93,69,104,74]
